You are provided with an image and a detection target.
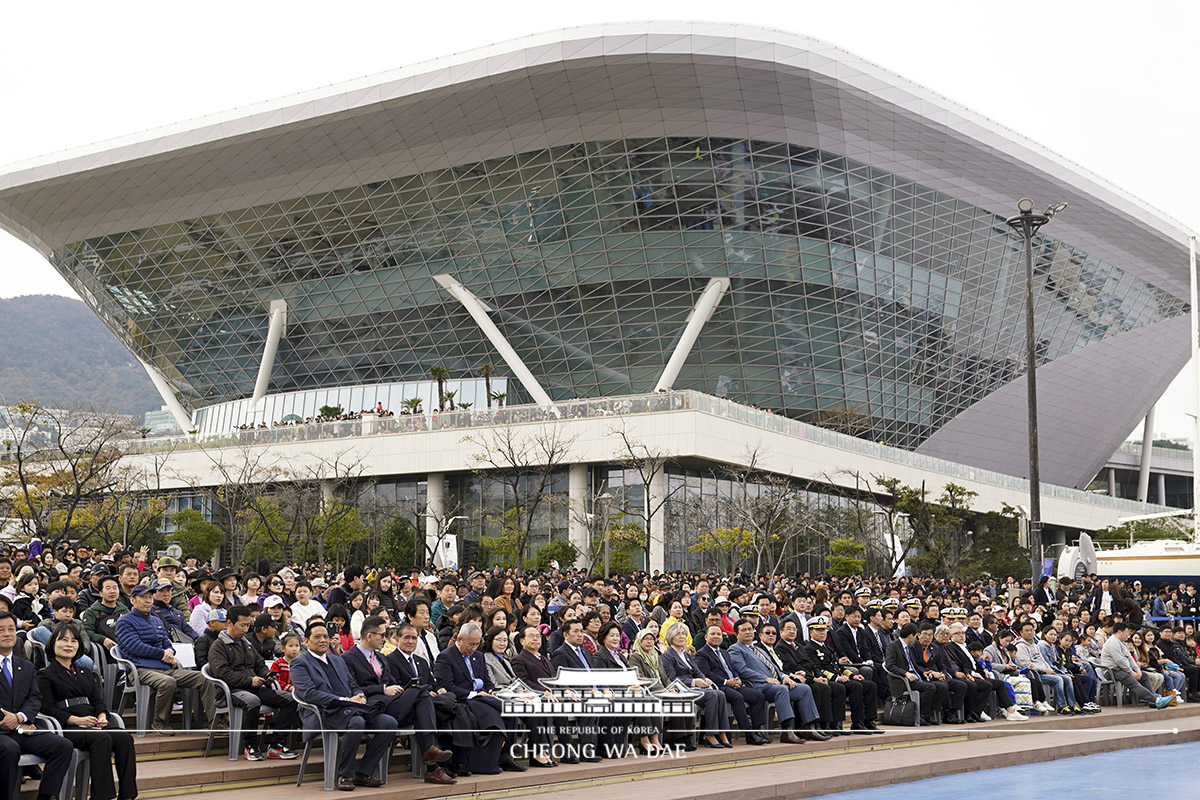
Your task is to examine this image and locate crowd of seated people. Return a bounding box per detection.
[2,538,1198,797]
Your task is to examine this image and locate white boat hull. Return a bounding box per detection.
[1061,537,1200,585]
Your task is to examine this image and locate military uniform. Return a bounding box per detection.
[807,628,877,729]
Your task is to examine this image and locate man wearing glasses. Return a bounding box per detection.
[342,615,455,784]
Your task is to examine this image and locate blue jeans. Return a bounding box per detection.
[1164,669,1188,696]
[1037,672,1066,707]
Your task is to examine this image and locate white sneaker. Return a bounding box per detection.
[979,711,991,721]
[1035,701,1053,713]
[1006,710,1029,721]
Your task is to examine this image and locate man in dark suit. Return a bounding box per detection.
[936,625,990,723]
[0,611,83,800]
[343,616,454,785]
[860,606,890,702]
[884,623,948,725]
[909,623,965,723]
[434,621,521,774]
[832,606,878,705]
[290,619,398,791]
[511,626,566,767]
[694,624,769,744]
[965,613,994,648]
[548,619,602,761]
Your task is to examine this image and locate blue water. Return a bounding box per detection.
[807,741,1196,797]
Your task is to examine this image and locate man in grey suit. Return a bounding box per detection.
[727,618,826,742]
[291,619,398,791]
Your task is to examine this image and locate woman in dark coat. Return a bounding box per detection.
[38,622,137,800]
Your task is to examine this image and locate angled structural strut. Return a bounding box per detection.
[138,358,193,432]
[654,277,730,392]
[250,299,288,410]
[433,274,553,407]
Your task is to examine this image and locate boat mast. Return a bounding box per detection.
[1191,235,1198,545]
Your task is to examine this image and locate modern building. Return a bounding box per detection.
[1097,440,1194,509]
[0,23,1192,569]
[143,405,182,436]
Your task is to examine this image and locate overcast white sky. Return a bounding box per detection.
[1,1,1197,438]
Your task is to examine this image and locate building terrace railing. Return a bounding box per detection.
[43,389,1165,514]
[1115,440,1194,462]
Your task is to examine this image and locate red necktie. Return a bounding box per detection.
[369,651,382,679]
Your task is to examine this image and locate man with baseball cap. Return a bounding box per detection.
[251,613,283,660]
[115,584,216,735]
[151,578,198,641]
[463,571,487,604]
[155,556,189,612]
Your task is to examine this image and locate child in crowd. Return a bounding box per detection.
[271,632,302,692]
[31,596,96,671]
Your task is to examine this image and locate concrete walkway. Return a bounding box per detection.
[122,705,1198,799]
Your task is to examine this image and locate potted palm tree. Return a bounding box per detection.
[477,362,497,408]
[443,390,457,411]
[429,365,450,411]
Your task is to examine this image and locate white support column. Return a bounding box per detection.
[250,299,288,410]
[425,472,445,568]
[1137,404,1156,502]
[1157,472,1167,506]
[1107,468,1117,498]
[138,357,193,432]
[569,463,590,565]
[433,275,553,407]
[320,480,334,510]
[654,277,730,392]
[647,467,667,574]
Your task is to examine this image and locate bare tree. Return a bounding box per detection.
[468,423,577,570]
[0,401,134,546]
[192,441,285,564]
[718,446,825,577]
[608,421,682,572]
[296,450,369,568]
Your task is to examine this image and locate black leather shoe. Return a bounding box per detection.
[352,774,384,788]
[529,757,558,768]
[336,776,355,791]
[581,755,602,762]
[864,720,881,731]
[560,756,580,764]
[805,729,832,742]
[448,764,472,777]
[500,756,528,772]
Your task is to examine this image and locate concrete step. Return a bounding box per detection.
[20,704,1197,799]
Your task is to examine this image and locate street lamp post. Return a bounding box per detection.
[1005,198,1067,588]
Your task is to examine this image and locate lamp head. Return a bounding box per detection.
[1045,201,1068,218]
[1017,198,1035,214]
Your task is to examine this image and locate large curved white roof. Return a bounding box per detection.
[0,20,1193,297]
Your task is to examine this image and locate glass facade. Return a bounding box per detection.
[192,376,507,434]
[53,137,1186,450]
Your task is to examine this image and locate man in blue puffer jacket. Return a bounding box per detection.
[114,584,216,735]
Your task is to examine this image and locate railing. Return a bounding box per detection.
[1116,440,1194,462]
[105,389,1169,514]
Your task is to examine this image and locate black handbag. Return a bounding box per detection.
[882,693,919,726]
